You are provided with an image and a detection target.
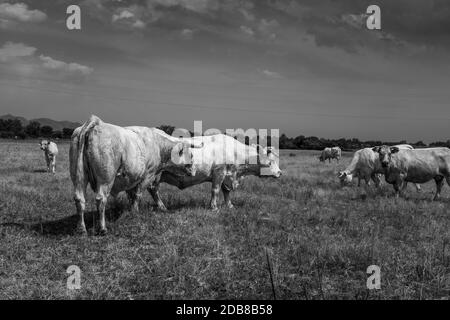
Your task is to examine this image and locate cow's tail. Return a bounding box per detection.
[75,115,102,189]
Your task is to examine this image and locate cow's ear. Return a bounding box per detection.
[390,146,400,153]
[372,146,380,153]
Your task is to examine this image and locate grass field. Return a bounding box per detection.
[0,140,448,299]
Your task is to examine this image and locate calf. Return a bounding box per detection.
[39,140,58,173]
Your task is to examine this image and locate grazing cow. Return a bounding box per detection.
[372,146,450,200]
[319,147,341,163]
[339,144,421,191]
[338,148,383,187]
[69,115,203,235]
[39,140,58,173]
[149,134,282,211]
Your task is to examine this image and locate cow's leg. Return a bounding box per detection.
[357,177,361,187]
[401,181,408,191]
[74,182,88,236]
[221,184,234,209]
[45,154,51,172]
[51,155,56,174]
[393,180,402,198]
[371,174,381,188]
[210,184,221,211]
[127,185,142,213]
[433,177,444,201]
[148,186,167,211]
[95,184,111,235]
[210,172,225,211]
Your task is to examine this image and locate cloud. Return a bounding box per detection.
[239,8,255,22]
[180,28,194,40]
[259,69,282,79]
[0,3,46,23]
[132,19,146,29]
[257,19,278,40]
[111,6,151,29]
[240,25,254,37]
[112,9,134,22]
[149,0,219,14]
[39,55,93,76]
[341,13,367,29]
[0,42,36,62]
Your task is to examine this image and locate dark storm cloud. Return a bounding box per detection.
[6,0,446,53]
[265,0,450,52]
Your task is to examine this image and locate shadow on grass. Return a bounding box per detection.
[0,205,126,236]
[33,169,48,173]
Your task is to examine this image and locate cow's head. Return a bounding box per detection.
[257,146,282,178]
[170,141,203,176]
[39,140,49,151]
[372,145,399,168]
[338,171,352,186]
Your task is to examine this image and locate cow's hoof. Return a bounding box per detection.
[98,228,108,236]
[75,227,88,237]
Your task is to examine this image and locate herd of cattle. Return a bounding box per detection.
[36,115,450,235]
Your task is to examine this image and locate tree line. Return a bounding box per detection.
[2,120,449,150]
[156,125,450,151]
[0,119,75,139]
[278,134,450,151]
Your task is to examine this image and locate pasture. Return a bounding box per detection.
[0,140,448,299]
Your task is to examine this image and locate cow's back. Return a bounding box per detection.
[48,142,58,155]
[390,148,450,183]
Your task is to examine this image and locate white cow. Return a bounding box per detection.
[372,145,450,200]
[339,144,421,191]
[149,134,282,211]
[338,148,383,187]
[319,147,341,163]
[39,140,58,173]
[69,115,203,235]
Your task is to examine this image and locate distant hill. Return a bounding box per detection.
[0,114,80,131]
[30,118,81,131]
[0,114,29,126]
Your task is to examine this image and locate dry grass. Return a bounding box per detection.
[0,141,449,299]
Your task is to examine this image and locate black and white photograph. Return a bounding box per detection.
[0,0,449,303]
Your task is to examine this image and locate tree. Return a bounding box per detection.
[40,125,53,137]
[62,127,75,138]
[52,131,63,139]
[25,121,41,137]
[157,125,175,136]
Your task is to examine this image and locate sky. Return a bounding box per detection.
[0,0,449,142]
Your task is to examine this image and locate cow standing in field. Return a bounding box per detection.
[39,140,58,174]
[69,115,203,235]
[338,148,383,187]
[372,145,450,200]
[339,144,421,191]
[319,147,341,163]
[149,134,282,211]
